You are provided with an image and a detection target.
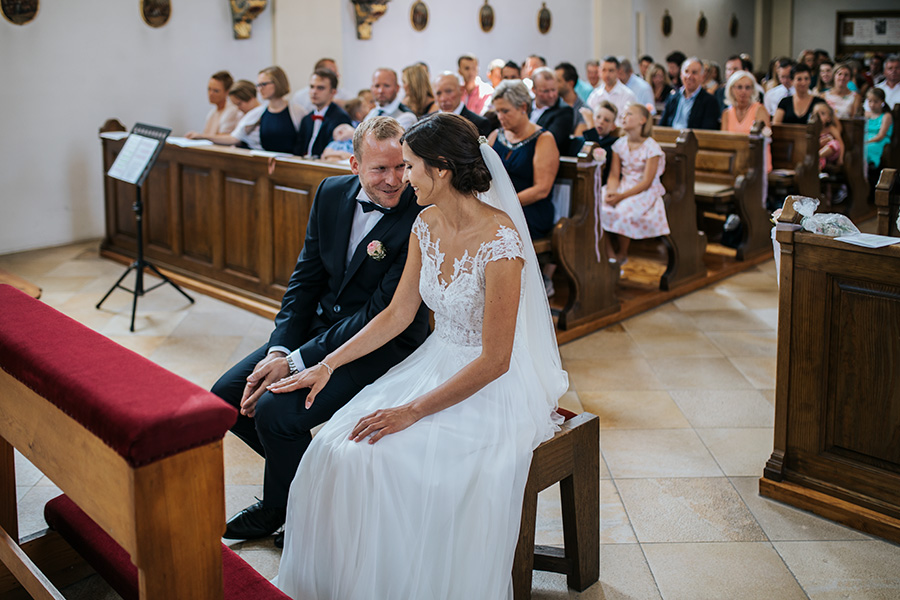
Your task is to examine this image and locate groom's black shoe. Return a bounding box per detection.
[274,530,285,549]
[224,500,286,540]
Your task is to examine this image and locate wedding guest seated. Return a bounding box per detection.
[773,64,825,125]
[575,59,598,102]
[579,100,619,183]
[618,57,655,113]
[433,71,493,136]
[814,102,843,171]
[487,58,505,88]
[364,68,417,129]
[639,55,654,79]
[815,59,835,95]
[522,55,547,81]
[865,88,893,171]
[555,62,588,135]
[824,62,861,118]
[666,51,686,88]
[869,53,886,85]
[186,80,264,148]
[703,60,722,95]
[647,63,674,114]
[256,66,306,153]
[875,55,899,109]
[487,80,560,239]
[715,55,749,112]
[292,58,351,112]
[501,61,522,80]
[722,70,772,172]
[601,103,669,265]
[764,58,795,115]
[295,69,352,158]
[530,67,574,155]
[401,64,438,119]
[186,70,240,139]
[343,98,367,127]
[458,54,493,115]
[587,56,637,126]
[659,57,721,130]
[358,88,375,114]
[797,49,818,87]
[321,123,355,161]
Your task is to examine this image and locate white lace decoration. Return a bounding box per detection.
[413,215,525,348]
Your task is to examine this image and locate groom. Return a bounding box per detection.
[212,117,430,546]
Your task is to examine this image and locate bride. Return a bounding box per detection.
[267,113,568,599]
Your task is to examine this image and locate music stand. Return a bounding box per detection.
[97,123,194,331]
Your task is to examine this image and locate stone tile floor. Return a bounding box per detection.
[4,241,900,599]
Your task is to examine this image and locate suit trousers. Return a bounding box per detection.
[212,345,364,509]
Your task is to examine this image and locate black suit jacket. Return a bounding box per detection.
[536,98,575,156]
[294,103,353,157]
[459,106,493,137]
[659,88,721,130]
[269,175,429,385]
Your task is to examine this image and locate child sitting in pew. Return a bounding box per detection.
[321,123,355,161]
[579,100,620,184]
[601,103,669,265]
[813,102,844,171]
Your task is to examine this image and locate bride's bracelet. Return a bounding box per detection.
[317,361,334,375]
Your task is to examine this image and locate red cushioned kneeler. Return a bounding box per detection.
[44,495,290,600]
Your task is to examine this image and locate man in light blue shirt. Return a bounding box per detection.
[618,57,655,113]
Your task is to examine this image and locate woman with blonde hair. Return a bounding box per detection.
[824,62,862,118]
[646,63,674,114]
[402,64,439,118]
[721,70,771,172]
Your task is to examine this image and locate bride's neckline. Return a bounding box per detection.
[418,218,514,289]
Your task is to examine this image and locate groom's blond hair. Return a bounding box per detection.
[353,117,405,161]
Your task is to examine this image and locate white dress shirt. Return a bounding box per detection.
[230,104,265,150]
[306,106,328,156]
[530,104,551,124]
[271,187,384,370]
[364,97,417,130]
[876,80,900,110]
[626,74,656,114]
[764,84,792,116]
[587,81,637,125]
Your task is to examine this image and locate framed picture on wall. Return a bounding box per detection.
[836,11,900,56]
[1,0,39,25]
[410,1,428,32]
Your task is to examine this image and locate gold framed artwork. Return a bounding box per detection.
[1,0,39,25]
[480,0,494,33]
[141,0,171,28]
[662,10,672,37]
[538,2,551,34]
[410,0,427,31]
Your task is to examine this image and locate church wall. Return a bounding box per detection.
[0,1,273,254]
[631,0,756,69]
[338,0,594,94]
[792,0,899,60]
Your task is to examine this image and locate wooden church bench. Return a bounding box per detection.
[0,284,287,600]
[875,168,900,237]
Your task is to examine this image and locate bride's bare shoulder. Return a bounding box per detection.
[482,205,516,235]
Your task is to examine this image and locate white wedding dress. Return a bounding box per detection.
[276,208,564,600]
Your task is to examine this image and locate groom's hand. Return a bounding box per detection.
[240,352,290,417]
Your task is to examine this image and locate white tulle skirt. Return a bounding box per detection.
[276,332,557,600]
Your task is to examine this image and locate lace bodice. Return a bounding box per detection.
[413,212,525,349]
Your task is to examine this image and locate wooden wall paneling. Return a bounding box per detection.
[271,185,311,289]
[256,176,274,287]
[168,156,182,256]
[180,166,214,265]
[210,169,225,271]
[114,179,136,238]
[144,161,171,253]
[222,175,259,280]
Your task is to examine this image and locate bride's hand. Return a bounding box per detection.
[350,405,419,444]
[267,363,332,408]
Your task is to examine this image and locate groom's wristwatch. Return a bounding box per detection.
[286,355,300,376]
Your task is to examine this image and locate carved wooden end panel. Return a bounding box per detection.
[180,167,215,265]
[223,176,257,278]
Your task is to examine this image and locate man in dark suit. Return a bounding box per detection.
[433,71,493,136]
[659,57,721,130]
[294,69,352,157]
[531,67,575,156]
[214,117,430,546]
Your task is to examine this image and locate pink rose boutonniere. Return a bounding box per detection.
[367,240,387,261]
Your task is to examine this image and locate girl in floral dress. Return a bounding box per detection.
[601,103,669,264]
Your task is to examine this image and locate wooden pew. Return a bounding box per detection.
[655,130,707,289]
[543,150,619,330]
[769,120,822,202]
[762,199,900,544]
[654,125,770,261]
[827,118,871,222]
[875,168,900,237]
[877,104,900,171]
[0,285,288,600]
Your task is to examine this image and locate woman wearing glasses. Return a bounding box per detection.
[255,66,307,153]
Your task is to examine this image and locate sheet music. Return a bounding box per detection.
[835,233,900,248]
[167,136,214,148]
[107,134,160,184]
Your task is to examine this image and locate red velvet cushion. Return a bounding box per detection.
[0,285,236,466]
[45,495,290,600]
[557,407,577,421]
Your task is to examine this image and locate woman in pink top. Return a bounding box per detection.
[721,70,771,173]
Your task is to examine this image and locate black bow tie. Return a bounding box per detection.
[358,199,397,215]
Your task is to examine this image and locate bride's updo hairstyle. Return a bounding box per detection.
[400,113,492,195]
